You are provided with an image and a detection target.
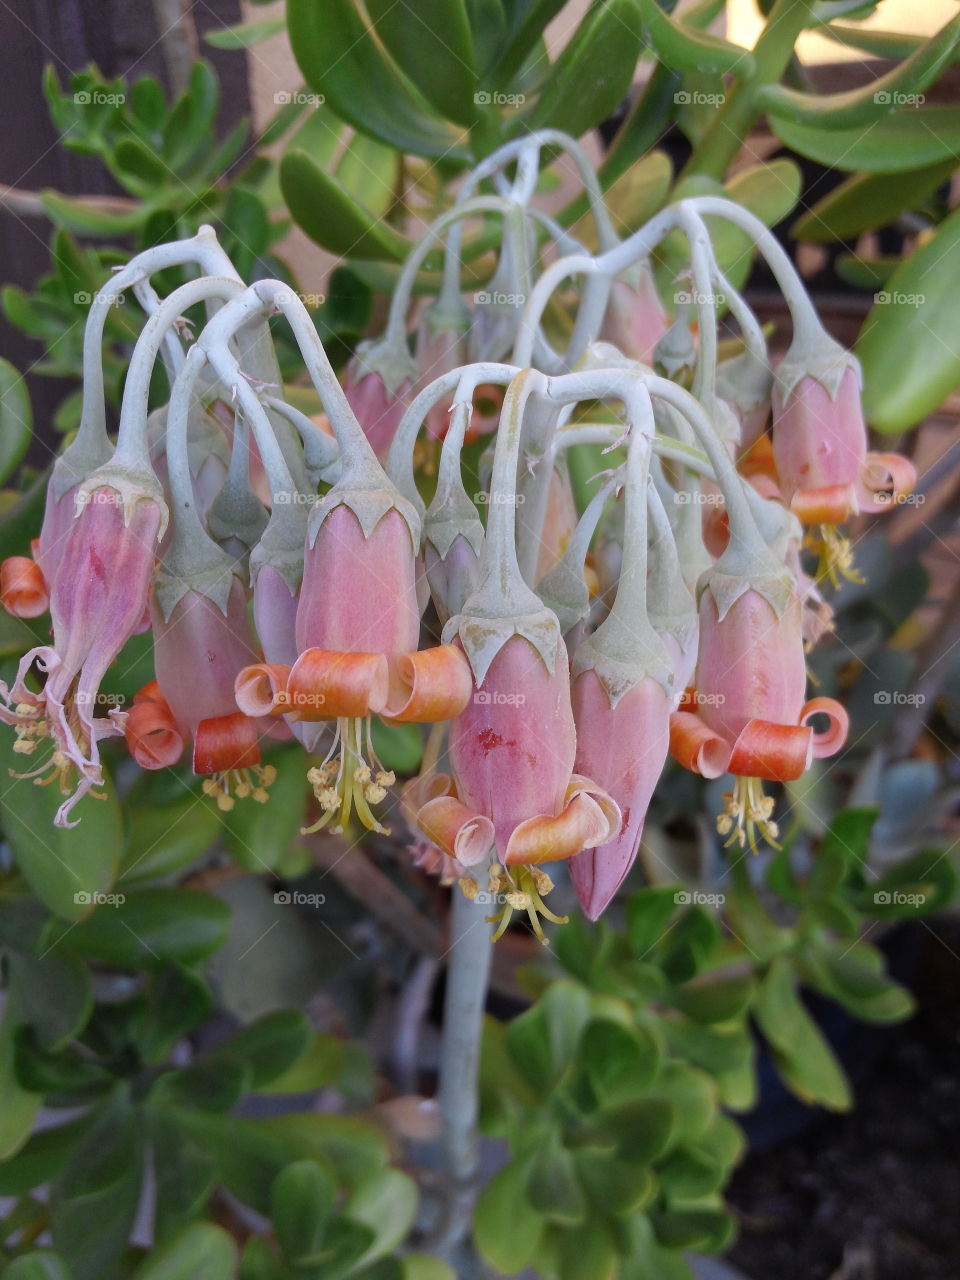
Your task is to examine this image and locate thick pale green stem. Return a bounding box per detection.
[431,889,494,1253]
[683,0,814,182]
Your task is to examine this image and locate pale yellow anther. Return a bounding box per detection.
[458,877,479,899]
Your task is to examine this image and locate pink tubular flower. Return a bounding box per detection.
[569,669,670,920]
[344,362,412,456]
[0,485,164,825]
[600,264,668,365]
[772,364,916,582]
[669,587,848,850]
[415,633,620,941]
[0,477,89,620]
[125,578,277,810]
[236,496,473,835]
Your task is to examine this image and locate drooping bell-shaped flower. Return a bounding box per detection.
[343,337,416,455]
[410,371,620,941]
[0,465,166,825]
[772,341,916,584]
[568,398,676,919]
[717,347,773,451]
[670,586,848,851]
[125,576,277,810]
[421,401,484,626]
[236,433,473,836]
[599,261,667,366]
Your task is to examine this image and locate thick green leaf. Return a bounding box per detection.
[486,0,564,86]
[39,190,148,237]
[626,886,679,956]
[860,848,956,917]
[401,1257,457,1280]
[45,888,230,968]
[529,0,644,139]
[527,1132,586,1224]
[553,1219,619,1280]
[758,14,960,130]
[209,1009,311,1088]
[473,1160,545,1272]
[835,254,900,290]
[223,749,308,872]
[258,1031,347,1094]
[0,1113,93,1194]
[281,150,410,262]
[768,107,960,173]
[150,1117,219,1239]
[50,1091,144,1280]
[575,1149,655,1215]
[754,958,852,1110]
[638,0,755,75]
[270,1159,336,1262]
[598,1098,676,1163]
[119,792,222,886]
[671,970,755,1023]
[343,1167,419,1266]
[793,161,955,242]
[649,1206,732,1251]
[6,946,91,1051]
[0,730,123,921]
[151,1057,251,1113]
[857,206,960,430]
[805,939,914,1023]
[820,22,949,61]
[132,1223,237,1280]
[574,1018,660,1108]
[370,717,423,775]
[139,966,214,1062]
[286,0,467,157]
[364,0,477,125]
[335,134,402,223]
[178,1111,386,1213]
[2,1255,73,1280]
[203,16,285,48]
[506,980,592,1091]
[0,358,31,484]
[0,1002,40,1159]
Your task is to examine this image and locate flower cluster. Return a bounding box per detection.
[0,134,914,936]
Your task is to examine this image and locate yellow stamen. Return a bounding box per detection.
[807,524,864,589]
[717,776,781,853]
[302,717,393,837]
[479,864,569,945]
[201,764,276,812]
